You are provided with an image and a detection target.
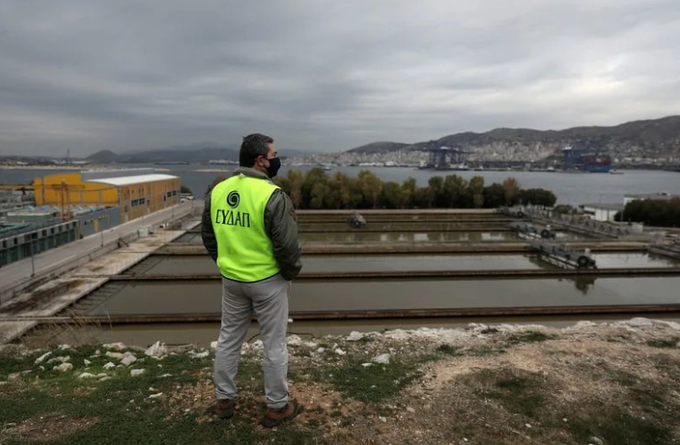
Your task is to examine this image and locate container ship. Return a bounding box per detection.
[562,140,612,173]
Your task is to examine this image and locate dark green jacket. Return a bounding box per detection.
[201,167,302,281]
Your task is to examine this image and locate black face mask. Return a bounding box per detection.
[266,156,281,178]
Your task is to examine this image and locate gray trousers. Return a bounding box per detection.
[213,273,290,409]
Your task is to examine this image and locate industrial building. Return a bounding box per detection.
[32,171,181,223]
[579,203,625,222]
[0,170,181,267]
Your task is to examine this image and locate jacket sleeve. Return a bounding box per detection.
[264,189,302,281]
[201,190,219,263]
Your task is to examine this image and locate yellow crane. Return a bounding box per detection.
[0,181,118,221]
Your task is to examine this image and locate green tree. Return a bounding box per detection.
[428,176,445,207]
[285,169,304,208]
[483,183,505,208]
[468,176,485,208]
[502,177,521,205]
[380,181,406,209]
[401,177,418,207]
[442,175,468,208]
[327,172,357,209]
[301,168,329,209]
[357,170,383,208]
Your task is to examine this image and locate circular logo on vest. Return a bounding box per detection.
[226,190,240,208]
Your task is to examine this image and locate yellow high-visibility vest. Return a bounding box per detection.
[210,174,281,282]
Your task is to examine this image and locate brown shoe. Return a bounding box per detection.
[261,401,301,428]
[215,398,235,419]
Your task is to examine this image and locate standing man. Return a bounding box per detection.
[201,133,302,428]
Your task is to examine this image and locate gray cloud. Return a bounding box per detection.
[1,0,679,157]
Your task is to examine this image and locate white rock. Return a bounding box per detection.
[288,318,294,323]
[251,340,264,350]
[525,424,532,428]
[627,317,653,327]
[130,369,146,377]
[656,320,680,330]
[149,393,163,399]
[58,344,72,350]
[84,359,91,366]
[317,347,326,353]
[47,356,71,365]
[287,335,303,346]
[210,341,218,350]
[573,321,597,329]
[96,373,108,378]
[361,363,373,367]
[103,362,116,369]
[106,351,125,360]
[8,373,20,380]
[406,407,416,413]
[95,350,101,356]
[189,350,209,359]
[121,353,138,367]
[21,370,32,375]
[98,376,111,382]
[55,363,73,372]
[304,341,318,348]
[346,331,365,342]
[103,342,126,350]
[334,348,346,356]
[78,373,96,379]
[0,381,8,386]
[372,354,391,364]
[379,416,387,423]
[589,436,604,445]
[34,352,52,364]
[382,329,411,341]
[159,373,172,378]
[144,341,167,358]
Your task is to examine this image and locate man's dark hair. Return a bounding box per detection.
[240,133,273,167]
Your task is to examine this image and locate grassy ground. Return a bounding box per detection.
[1,321,680,444]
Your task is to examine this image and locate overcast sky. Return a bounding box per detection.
[1,0,679,157]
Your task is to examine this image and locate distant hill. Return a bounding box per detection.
[86,150,119,162]
[85,145,315,164]
[347,116,680,161]
[347,141,410,154]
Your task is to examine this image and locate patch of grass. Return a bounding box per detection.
[311,357,425,404]
[606,368,639,387]
[468,346,506,357]
[646,338,679,348]
[469,368,548,419]
[436,344,463,356]
[507,331,557,345]
[567,409,672,445]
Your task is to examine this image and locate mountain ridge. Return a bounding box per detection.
[346,115,680,161]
